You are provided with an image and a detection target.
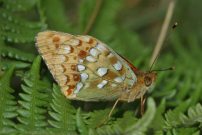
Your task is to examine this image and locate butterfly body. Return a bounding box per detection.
[36,31,156,102]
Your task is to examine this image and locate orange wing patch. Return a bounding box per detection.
[36,31,97,98]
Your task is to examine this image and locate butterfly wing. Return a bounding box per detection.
[36,31,137,101]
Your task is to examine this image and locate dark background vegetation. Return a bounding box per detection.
[0,0,202,135]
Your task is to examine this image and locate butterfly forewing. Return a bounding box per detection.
[36,31,137,101]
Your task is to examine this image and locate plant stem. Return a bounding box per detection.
[83,0,103,35]
[150,0,176,67]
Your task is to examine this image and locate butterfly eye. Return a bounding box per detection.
[144,76,152,87]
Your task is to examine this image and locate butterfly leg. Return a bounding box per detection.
[96,98,120,128]
[140,95,146,115]
[108,98,120,118]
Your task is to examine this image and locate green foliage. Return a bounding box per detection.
[17,56,51,132]
[0,66,17,134]
[48,84,76,134]
[40,0,73,32]
[0,0,46,43]
[180,103,202,127]
[163,103,202,135]
[0,0,202,134]
[124,98,156,135]
[75,98,155,135]
[0,0,46,70]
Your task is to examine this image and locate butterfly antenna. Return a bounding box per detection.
[149,53,160,72]
[151,66,175,72]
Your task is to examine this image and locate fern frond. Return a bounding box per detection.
[0,59,30,70]
[179,103,202,126]
[124,98,156,135]
[0,43,34,62]
[173,127,199,135]
[95,124,122,135]
[0,9,46,43]
[81,98,155,135]
[149,99,166,131]
[115,111,138,132]
[0,0,46,44]
[80,108,123,135]
[16,56,51,132]
[85,108,111,129]
[76,108,89,135]
[0,66,17,134]
[164,100,191,129]
[93,111,137,135]
[48,84,76,134]
[4,0,37,11]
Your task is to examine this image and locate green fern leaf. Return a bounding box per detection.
[115,111,138,132]
[93,111,137,135]
[86,108,111,129]
[164,100,190,130]
[0,0,46,46]
[173,127,198,135]
[0,66,17,134]
[149,99,166,130]
[124,98,156,135]
[4,0,37,11]
[48,84,76,134]
[83,109,132,135]
[16,56,51,132]
[0,43,35,62]
[179,103,202,126]
[0,9,46,43]
[76,108,89,135]
[0,59,30,70]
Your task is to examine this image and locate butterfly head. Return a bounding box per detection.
[126,66,174,102]
[143,71,157,87]
[125,71,156,102]
[137,71,157,91]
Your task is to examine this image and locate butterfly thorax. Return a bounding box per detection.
[120,71,156,102]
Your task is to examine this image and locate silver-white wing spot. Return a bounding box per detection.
[77,64,86,71]
[111,83,118,87]
[86,56,96,62]
[97,67,108,77]
[89,48,100,57]
[96,43,108,52]
[79,59,84,63]
[80,73,89,81]
[74,82,84,94]
[97,80,108,89]
[114,76,124,83]
[113,61,122,71]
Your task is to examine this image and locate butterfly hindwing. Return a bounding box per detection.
[36,31,137,101]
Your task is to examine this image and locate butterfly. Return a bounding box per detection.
[35,31,156,108]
